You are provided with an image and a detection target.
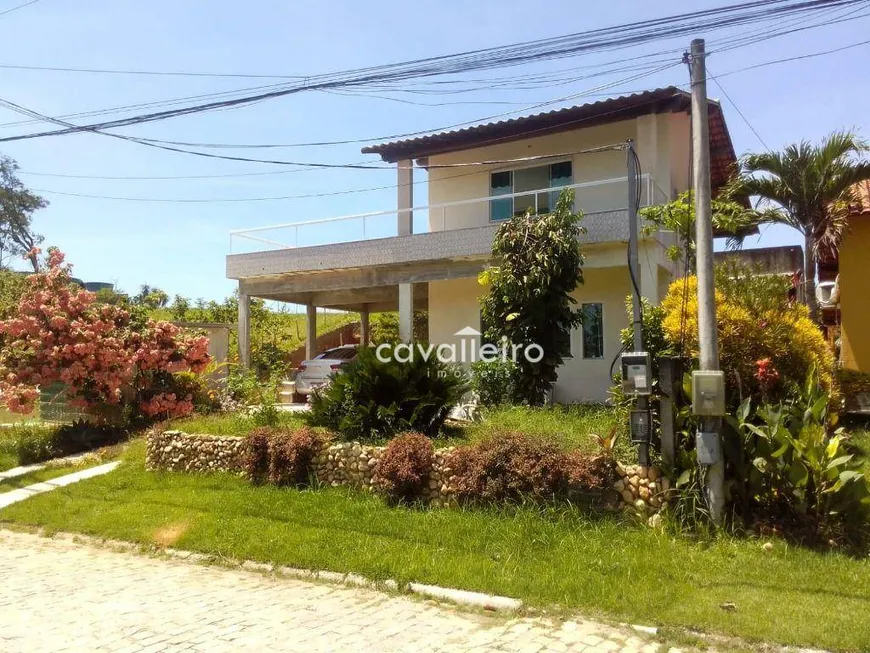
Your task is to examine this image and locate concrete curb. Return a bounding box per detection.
[408,582,523,611]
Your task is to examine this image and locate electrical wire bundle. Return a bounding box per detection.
[0,0,864,145]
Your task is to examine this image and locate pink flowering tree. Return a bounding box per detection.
[0,248,210,421]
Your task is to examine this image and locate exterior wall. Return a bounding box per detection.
[426,113,690,232]
[840,216,870,372]
[428,276,484,353]
[555,266,632,403]
[427,259,669,404]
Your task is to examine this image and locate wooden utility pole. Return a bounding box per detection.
[689,38,725,524]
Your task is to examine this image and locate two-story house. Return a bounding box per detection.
[227,86,737,403]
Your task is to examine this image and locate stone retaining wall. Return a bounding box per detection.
[145,430,667,513]
[146,430,244,474]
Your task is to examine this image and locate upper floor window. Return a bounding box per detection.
[489,161,573,221]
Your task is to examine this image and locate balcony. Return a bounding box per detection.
[226,175,670,280]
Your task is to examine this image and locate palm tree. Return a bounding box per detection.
[734,131,870,321]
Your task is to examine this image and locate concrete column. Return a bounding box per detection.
[359,305,370,346]
[238,291,251,369]
[397,159,413,236]
[306,304,317,360]
[398,284,414,342]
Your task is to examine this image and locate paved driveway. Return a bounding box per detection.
[0,530,664,653]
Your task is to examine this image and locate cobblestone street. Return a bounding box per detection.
[0,530,667,653]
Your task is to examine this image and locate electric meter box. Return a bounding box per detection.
[630,409,652,444]
[696,431,721,465]
[621,352,652,396]
[691,370,726,416]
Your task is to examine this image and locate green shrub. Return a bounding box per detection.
[373,432,434,504]
[4,425,57,465]
[662,274,836,408]
[1,420,127,465]
[728,369,870,543]
[307,346,469,441]
[470,359,521,406]
[226,367,263,404]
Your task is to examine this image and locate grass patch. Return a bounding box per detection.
[167,412,308,436]
[3,441,870,651]
[452,404,629,456]
[166,405,628,458]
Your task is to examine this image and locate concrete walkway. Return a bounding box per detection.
[0,462,45,481]
[0,462,119,509]
[0,530,668,653]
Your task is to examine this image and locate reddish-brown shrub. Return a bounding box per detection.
[563,452,616,494]
[242,427,272,483]
[373,432,434,503]
[447,432,569,504]
[268,426,324,486]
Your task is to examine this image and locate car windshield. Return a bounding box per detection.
[318,347,356,360]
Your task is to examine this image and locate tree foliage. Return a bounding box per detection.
[0,155,46,272]
[480,189,585,405]
[0,248,211,421]
[639,189,762,268]
[731,131,870,320]
[661,271,835,408]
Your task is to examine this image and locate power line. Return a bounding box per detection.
[16,32,870,184]
[0,63,679,172]
[715,35,870,76]
[0,0,860,144]
[28,145,626,203]
[0,62,306,79]
[0,0,42,18]
[706,66,770,151]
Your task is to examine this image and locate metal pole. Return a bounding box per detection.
[627,140,650,467]
[690,38,725,523]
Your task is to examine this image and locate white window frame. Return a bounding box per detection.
[580,302,605,360]
[488,159,574,223]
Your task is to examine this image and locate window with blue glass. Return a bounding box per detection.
[489,171,513,222]
[489,161,573,221]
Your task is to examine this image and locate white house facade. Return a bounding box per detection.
[226,86,737,403]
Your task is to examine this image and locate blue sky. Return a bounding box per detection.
[1,0,868,302]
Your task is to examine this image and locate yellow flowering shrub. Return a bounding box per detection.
[662,275,836,402]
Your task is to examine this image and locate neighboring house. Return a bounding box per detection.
[823,180,870,373]
[227,86,738,403]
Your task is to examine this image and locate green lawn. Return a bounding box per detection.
[460,404,629,455]
[168,405,629,456]
[2,440,870,652]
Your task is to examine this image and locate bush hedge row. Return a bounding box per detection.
[240,426,616,508]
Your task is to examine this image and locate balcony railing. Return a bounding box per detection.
[229,174,669,254]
